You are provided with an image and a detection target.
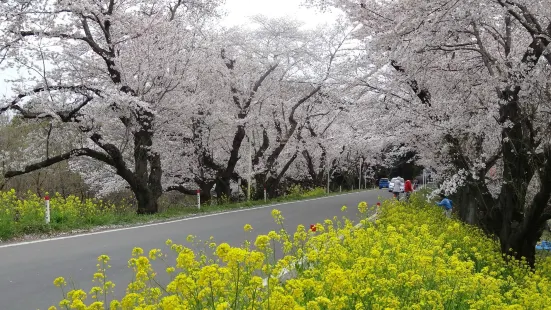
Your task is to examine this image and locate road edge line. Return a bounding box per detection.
[0,190,376,249]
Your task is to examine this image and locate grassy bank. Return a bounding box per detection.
[0,187,365,242]
[48,194,551,309]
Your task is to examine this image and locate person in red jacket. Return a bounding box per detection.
[404,179,413,202]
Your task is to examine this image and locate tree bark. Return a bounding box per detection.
[132,110,163,214]
[254,152,298,199]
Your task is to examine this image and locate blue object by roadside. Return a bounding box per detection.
[437,198,453,210]
[536,240,551,251]
[379,178,389,189]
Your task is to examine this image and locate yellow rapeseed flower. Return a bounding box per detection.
[149,249,161,260]
[97,254,110,264]
[175,248,196,269]
[244,223,253,232]
[254,235,270,250]
[216,243,231,259]
[358,201,368,214]
[132,247,143,257]
[53,277,66,287]
[268,230,281,241]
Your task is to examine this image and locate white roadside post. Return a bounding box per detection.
[44,195,50,224]
[196,190,201,210]
[339,185,342,193]
[359,158,363,191]
[264,187,267,202]
[326,157,330,194]
[210,184,215,206]
[248,139,252,201]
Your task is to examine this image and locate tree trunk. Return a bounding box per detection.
[132,111,163,214]
[215,177,232,201]
[254,173,280,200]
[502,148,551,268]
[453,182,483,225]
[481,87,540,267]
[504,224,540,268]
[200,182,213,202]
[216,124,246,201]
[135,188,159,215]
[254,173,267,200]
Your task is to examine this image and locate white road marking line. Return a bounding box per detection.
[0,190,375,249]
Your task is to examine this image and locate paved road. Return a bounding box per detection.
[0,190,391,309]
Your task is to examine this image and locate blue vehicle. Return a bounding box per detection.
[379,178,389,189]
[536,240,551,251]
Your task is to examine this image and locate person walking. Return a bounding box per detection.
[393,177,403,200]
[404,179,413,202]
[437,194,453,218]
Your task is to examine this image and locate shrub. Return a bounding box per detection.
[287,184,306,197]
[302,187,326,198]
[286,185,325,199]
[48,196,551,309]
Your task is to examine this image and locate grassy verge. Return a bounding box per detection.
[0,187,369,242]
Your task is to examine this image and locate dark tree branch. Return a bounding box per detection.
[243,63,279,110]
[166,184,197,195]
[20,30,107,58]
[289,85,322,128]
[0,85,101,114]
[252,128,270,166]
[275,152,299,184]
[390,60,432,106]
[4,148,114,178]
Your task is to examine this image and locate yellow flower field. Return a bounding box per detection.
[0,189,130,239]
[49,195,551,309]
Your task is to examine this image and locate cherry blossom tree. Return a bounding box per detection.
[0,0,222,213]
[311,0,551,266]
[162,16,359,200]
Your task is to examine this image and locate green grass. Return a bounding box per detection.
[107,187,369,226]
[0,187,371,242]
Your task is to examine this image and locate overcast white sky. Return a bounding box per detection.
[222,0,338,27]
[0,0,339,98]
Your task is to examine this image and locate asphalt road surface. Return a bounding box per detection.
[0,189,392,309]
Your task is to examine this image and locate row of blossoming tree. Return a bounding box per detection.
[0,1,388,213]
[306,0,551,267]
[2,0,550,265]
